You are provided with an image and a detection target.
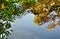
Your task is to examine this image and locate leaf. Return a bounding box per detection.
[5,22,11,29]
[46,22,56,30]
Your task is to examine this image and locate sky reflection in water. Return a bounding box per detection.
[9,12,60,39]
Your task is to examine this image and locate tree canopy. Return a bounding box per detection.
[0,1,60,38]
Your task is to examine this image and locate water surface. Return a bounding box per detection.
[9,13,60,39]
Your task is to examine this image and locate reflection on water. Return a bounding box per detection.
[33,11,60,30]
[0,21,11,39]
[0,11,60,39]
[9,12,60,39]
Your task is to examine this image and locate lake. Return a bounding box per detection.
[9,12,60,39]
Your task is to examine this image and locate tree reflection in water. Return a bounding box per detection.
[0,1,60,39]
[33,10,60,30]
[0,20,11,39]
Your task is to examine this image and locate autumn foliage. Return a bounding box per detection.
[0,0,60,30]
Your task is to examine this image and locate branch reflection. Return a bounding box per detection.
[0,21,11,39]
[33,11,60,30]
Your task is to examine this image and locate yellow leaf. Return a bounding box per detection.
[1,3,6,9]
[57,0,60,2]
[39,13,48,17]
[6,0,9,2]
[46,22,56,30]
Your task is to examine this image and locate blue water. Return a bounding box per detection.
[9,13,60,39]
